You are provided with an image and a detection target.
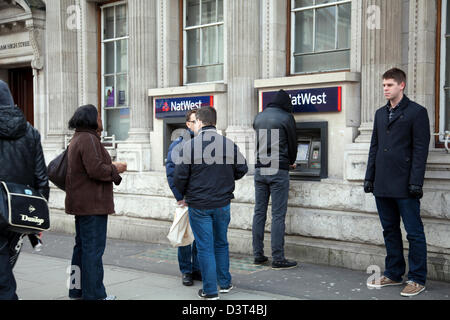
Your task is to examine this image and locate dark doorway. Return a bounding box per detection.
[8,67,34,126]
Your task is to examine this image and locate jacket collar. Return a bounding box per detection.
[199,125,217,133]
[75,128,101,140]
[385,95,410,127]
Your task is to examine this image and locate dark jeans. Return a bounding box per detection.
[0,232,18,300]
[178,240,200,275]
[69,215,108,300]
[189,205,232,296]
[375,197,427,285]
[253,168,290,262]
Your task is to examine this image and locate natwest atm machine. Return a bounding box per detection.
[260,87,336,181]
[290,121,328,181]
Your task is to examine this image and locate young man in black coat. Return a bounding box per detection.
[364,68,430,297]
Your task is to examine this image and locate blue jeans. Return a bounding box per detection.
[375,197,427,285]
[69,215,108,300]
[253,168,290,262]
[178,241,200,275]
[189,205,232,296]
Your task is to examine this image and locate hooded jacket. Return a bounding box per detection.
[253,90,298,171]
[0,80,49,200]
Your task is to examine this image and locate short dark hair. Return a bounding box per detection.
[68,104,99,130]
[383,68,407,85]
[196,107,217,126]
[186,109,197,122]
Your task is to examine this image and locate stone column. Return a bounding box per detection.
[43,0,79,159]
[156,0,180,88]
[356,0,403,143]
[345,0,404,181]
[116,0,157,171]
[261,0,286,79]
[407,0,437,137]
[76,0,98,106]
[25,10,46,138]
[225,0,261,169]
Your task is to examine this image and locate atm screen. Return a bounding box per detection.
[297,143,310,162]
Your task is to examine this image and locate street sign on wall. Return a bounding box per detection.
[261,87,342,113]
[155,96,214,119]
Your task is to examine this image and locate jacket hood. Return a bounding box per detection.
[0,81,28,139]
[266,89,293,113]
[0,80,15,108]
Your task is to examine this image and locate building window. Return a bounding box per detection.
[101,2,129,141]
[291,0,351,74]
[439,0,450,142]
[183,0,224,84]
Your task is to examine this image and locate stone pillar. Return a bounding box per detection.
[225,0,261,169]
[43,0,79,159]
[345,0,404,181]
[116,0,157,172]
[261,0,286,79]
[407,0,437,138]
[76,0,98,106]
[356,0,403,143]
[156,0,180,88]
[25,10,46,138]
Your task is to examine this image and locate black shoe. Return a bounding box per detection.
[219,284,234,293]
[198,289,219,300]
[272,259,298,270]
[192,271,202,281]
[254,256,269,265]
[182,273,194,286]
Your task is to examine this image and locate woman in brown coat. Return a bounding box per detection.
[65,105,126,300]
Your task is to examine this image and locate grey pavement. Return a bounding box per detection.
[14,232,450,300]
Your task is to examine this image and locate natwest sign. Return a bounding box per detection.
[155,96,214,119]
[261,87,342,113]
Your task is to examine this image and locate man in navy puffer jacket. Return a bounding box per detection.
[165,110,201,287]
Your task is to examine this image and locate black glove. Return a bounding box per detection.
[409,185,423,199]
[364,180,374,194]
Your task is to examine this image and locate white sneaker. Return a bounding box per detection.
[101,295,117,300]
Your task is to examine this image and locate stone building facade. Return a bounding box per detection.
[1,0,449,281]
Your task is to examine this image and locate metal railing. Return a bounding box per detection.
[433,131,450,153]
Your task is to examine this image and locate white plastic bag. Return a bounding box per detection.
[167,206,194,247]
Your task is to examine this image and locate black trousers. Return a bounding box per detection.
[0,231,20,300]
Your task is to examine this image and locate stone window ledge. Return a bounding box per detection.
[148,83,227,98]
[254,72,361,89]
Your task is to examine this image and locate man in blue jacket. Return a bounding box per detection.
[165,110,201,286]
[365,68,430,297]
[174,107,248,300]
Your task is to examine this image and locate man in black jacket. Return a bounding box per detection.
[174,107,248,300]
[252,89,298,270]
[364,68,430,297]
[0,80,49,300]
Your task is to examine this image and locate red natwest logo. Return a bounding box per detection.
[162,102,170,112]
